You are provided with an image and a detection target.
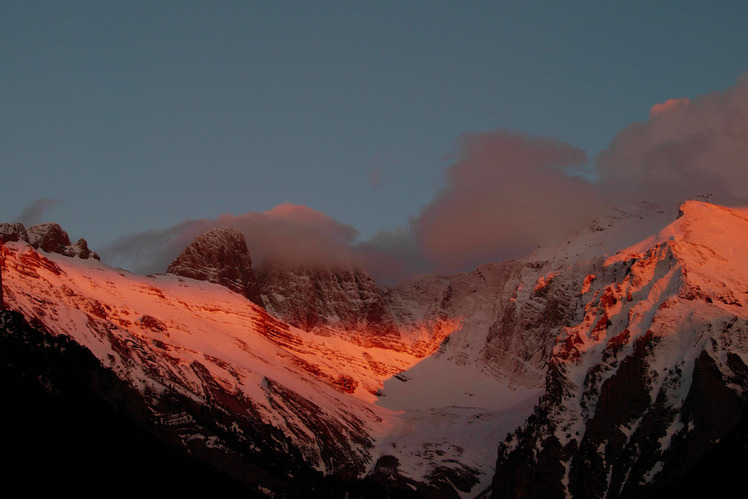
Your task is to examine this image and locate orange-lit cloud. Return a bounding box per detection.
[102,203,361,275]
[649,97,690,118]
[597,75,748,208]
[409,131,599,273]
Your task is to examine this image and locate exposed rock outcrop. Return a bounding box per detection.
[258,262,404,350]
[0,223,28,244]
[166,226,262,305]
[0,222,99,260]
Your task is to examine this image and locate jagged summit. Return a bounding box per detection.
[0,222,98,260]
[168,228,405,350]
[166,226,262,305]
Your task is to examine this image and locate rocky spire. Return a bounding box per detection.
[166,226,262,305]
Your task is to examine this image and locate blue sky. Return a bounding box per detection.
[2,1,747,279]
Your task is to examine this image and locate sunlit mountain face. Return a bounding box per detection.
[2,199,748,497]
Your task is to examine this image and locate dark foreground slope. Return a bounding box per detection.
[0,310,255,497]
[0,310,417,498]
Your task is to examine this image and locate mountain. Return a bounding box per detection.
[1,199,747,497]
[0,221,99,260]
[166,226,262,305]
[490,201,748,498]
[256,262,404,351]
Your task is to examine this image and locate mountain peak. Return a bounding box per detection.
[0,222,99,260]
[166,226,262,305]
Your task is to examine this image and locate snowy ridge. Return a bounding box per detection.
[492,201,748,498]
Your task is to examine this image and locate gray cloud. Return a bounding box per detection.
[15,198,63,226]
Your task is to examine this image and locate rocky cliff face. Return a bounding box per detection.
[166,226,262,305]
[258,262,404,350]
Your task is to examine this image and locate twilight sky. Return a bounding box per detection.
[2,1,748,283]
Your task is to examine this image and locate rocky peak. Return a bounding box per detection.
[166,226,262,305]
[26,223,71,253]
[0,222,99,260]
[490,201,748,498]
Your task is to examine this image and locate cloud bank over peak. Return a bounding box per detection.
[102,76,748,284]
[103,204,361,275]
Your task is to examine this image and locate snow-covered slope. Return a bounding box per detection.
[0,240,418,479]
[491,201,748,498]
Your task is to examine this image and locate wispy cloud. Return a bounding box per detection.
[15,198,63,226]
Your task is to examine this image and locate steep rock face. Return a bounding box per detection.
[258,262,404,351]
[27,223,72,253]
[165,228,403,350]
[166,226,262,305]
[490,201,748,498]
[0,222,98,259]
[387,264,526,374]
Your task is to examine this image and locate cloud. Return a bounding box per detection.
[357,227,432,285]
[232,203,360,267]
[100,219,216,274]
[101,203,361,275]
[596,75,748,208]
[649,98,690,118]
[103,76,748,284]
[409,130,599,273]
[15,198,63,226]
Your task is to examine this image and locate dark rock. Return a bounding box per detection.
[27,223,72,254]
[72,237,100,260]
[1,222,98,260]
[257,262,404,349]
[166,226,262,305]
[0,223,29,244]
